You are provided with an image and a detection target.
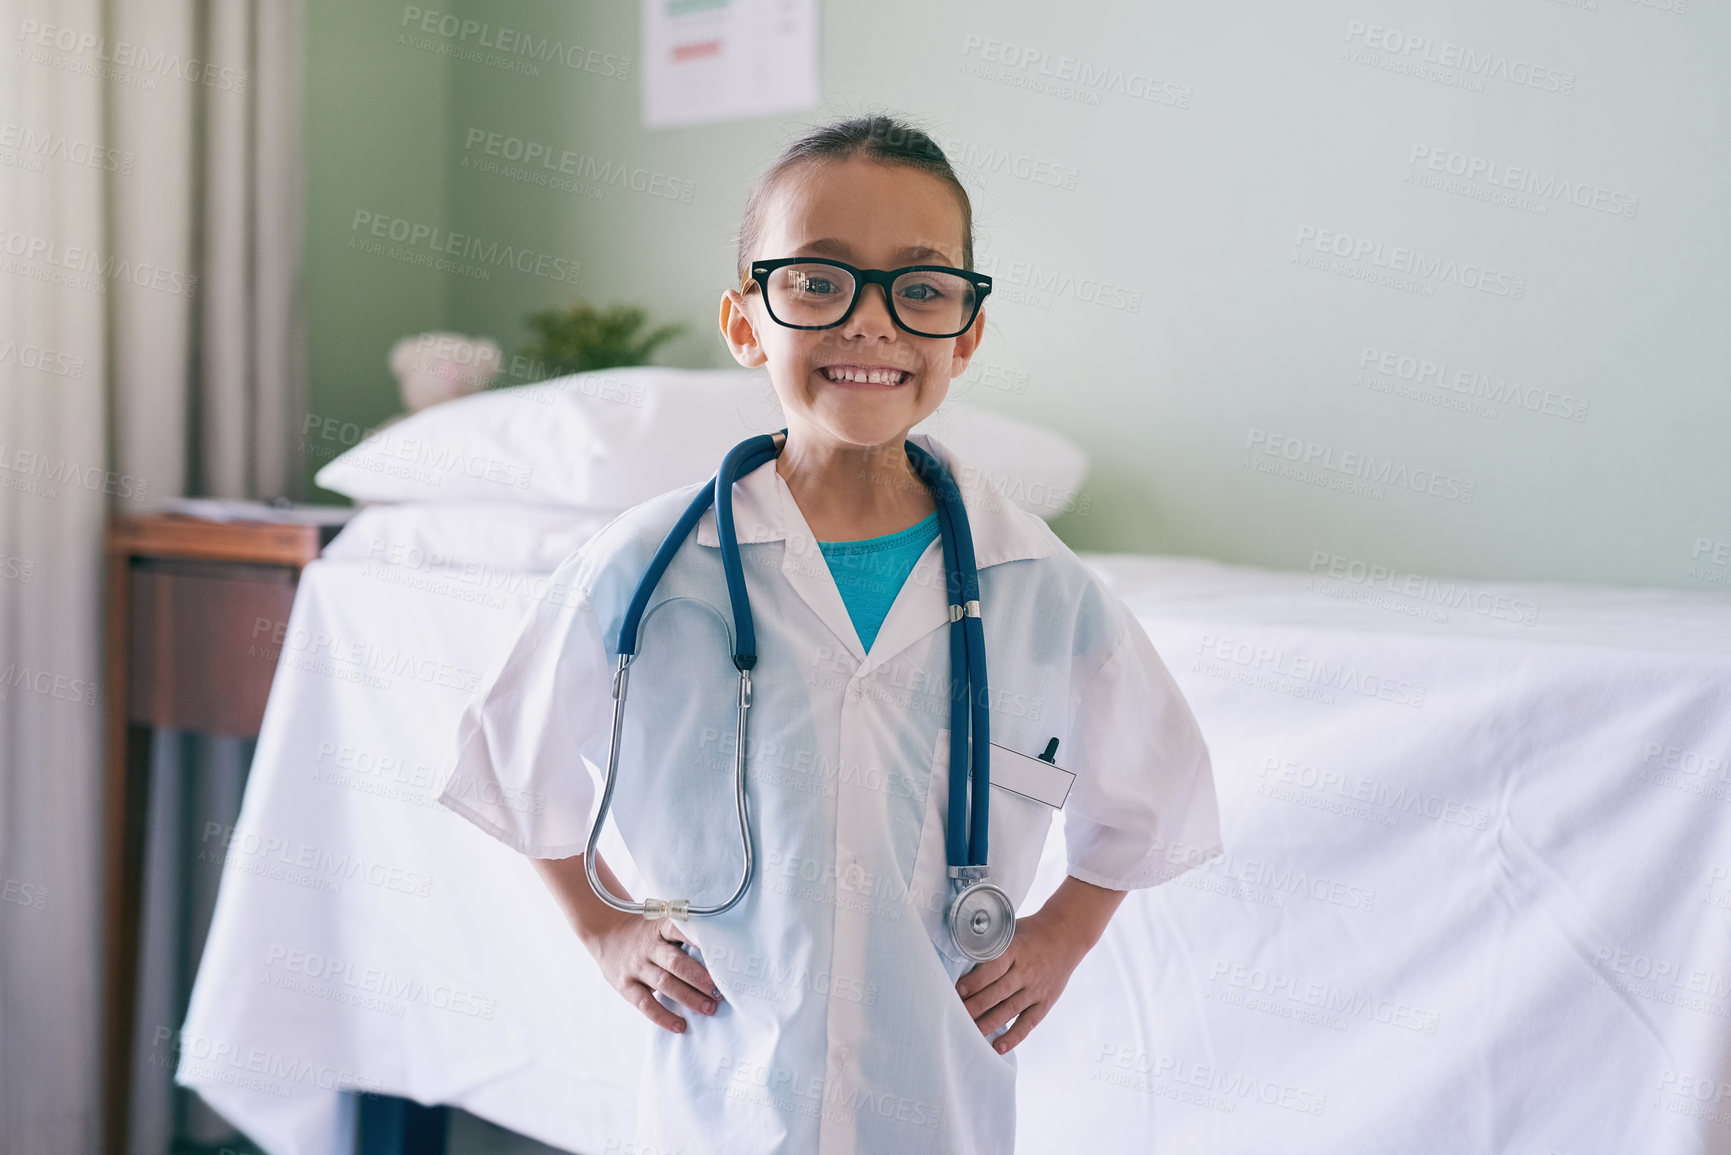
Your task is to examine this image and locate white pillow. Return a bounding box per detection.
[313,366,778,508]
[914,402,1091,521]
[314,365,1090,520]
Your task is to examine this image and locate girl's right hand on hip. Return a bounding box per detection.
[586,913,723,1033]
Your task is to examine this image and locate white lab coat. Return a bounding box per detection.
[437,430,1222,1154]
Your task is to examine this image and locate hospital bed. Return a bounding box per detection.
[175,373,1731,1155]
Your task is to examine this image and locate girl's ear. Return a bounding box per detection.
[947,307,986,380]
[718,289,769,368]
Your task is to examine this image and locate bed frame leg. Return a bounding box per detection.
[356,1093,450,1155]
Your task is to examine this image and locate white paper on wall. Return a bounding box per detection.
[641,0,820,130]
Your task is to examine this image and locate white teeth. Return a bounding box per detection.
[822,366,907,384]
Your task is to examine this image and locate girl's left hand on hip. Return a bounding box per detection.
[954,911,1089,1054]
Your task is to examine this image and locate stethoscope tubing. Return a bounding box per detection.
[587,598,758,920]
[583,430,996,926]
[913,442,992,872]
[586,436,780,920]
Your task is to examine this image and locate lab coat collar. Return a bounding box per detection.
[693,430,1058,669]
[692,431,1056,566]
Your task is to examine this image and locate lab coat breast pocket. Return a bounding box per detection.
[908,728,1057,968]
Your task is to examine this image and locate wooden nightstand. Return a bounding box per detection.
[102,513,343,1155]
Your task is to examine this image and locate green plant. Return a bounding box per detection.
[519,299,685,378]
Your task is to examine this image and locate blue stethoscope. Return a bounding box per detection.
[582,429,1017,962]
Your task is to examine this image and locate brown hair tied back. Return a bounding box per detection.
[734,113,976,291]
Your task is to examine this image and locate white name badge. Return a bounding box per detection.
[988,742,1074,809]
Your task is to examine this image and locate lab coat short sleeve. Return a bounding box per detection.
[1060,597,1223,891]
[436,540,617,859]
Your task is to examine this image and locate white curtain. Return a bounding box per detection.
[0,0,306,1150]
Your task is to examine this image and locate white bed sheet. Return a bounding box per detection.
[176,506,1731,1154]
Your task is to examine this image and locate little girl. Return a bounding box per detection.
[439,113,1221,1154]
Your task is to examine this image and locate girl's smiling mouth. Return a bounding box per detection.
[817,363,912,386]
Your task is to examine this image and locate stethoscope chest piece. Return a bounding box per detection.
[948,878,1016,962]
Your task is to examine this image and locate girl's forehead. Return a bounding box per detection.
[761,158,966,266]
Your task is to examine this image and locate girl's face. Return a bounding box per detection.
[720,155,985,452]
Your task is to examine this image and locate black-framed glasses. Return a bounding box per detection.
[742,257,992,339]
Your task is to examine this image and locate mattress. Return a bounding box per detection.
[175,502,1731,1154]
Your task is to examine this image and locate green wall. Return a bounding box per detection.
[306,1,1731,591]
[305,0,453,492]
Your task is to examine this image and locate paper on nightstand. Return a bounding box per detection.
[153,497,356,526]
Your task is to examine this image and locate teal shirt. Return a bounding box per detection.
[816,512,941,652]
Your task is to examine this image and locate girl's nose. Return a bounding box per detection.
[841,281,898,338]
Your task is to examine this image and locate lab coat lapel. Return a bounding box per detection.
[854,432,1059,676]
[778,493,870,665]
[851,541,947,678]
[692,429,1060,674]
[695,454,869,664]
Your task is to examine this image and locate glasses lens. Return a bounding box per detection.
[891,269,978,336]
[766,262,857,327]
